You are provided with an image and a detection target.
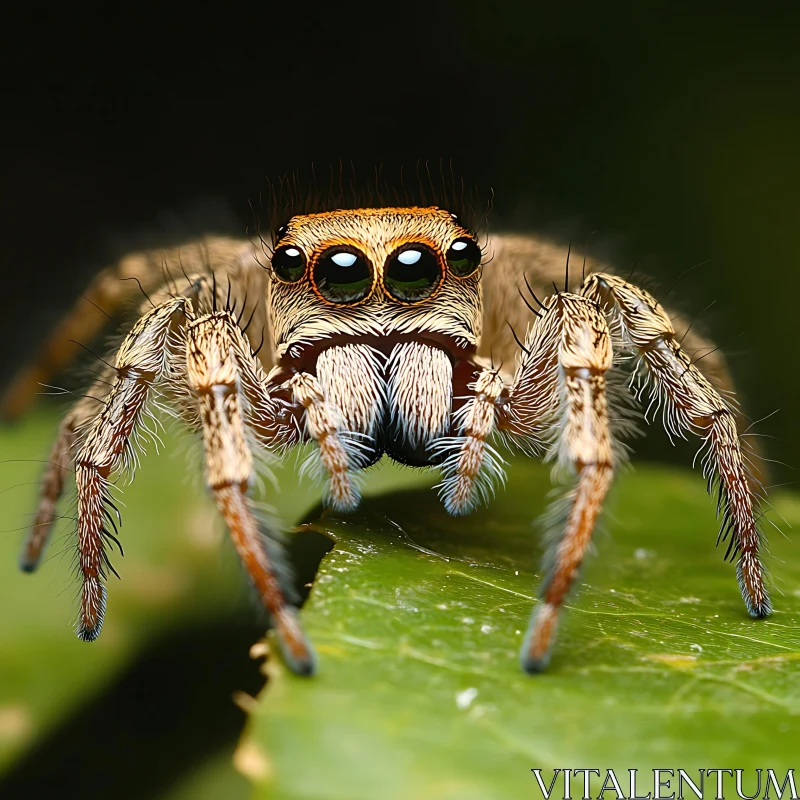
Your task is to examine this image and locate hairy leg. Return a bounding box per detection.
[19,371,112,572]
[186,311,314,675]
[21,267,309,671]
[1,237,268,420]
[582,273,770,616]
[285,371,364,512]
[20,279,210,573]
[501,293,616,672]
[73,296,190,640]
[481,234,744,397]
[481,234,765,477]
[434,366,507,514]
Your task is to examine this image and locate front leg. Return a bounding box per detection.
[276,344,386,511]
[436,294,616,673]
[433,366,507,515]
[285,372,364,511]
[185,311,314,675]
[506,293,616,672]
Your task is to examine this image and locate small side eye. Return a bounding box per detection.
[384,244,443,302]
[271,245,307,283]
[446,237,482,277]
[312,246,374,304]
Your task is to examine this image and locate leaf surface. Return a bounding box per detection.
[243,460,800,800]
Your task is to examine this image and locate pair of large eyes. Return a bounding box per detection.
[271,238,482,304]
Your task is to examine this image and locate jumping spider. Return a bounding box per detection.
[8,204,770,675]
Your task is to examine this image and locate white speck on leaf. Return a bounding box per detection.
[456,688,479,710]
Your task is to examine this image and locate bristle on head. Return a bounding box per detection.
[255,161,490,246]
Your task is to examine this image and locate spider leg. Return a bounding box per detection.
[73,296,191,641]
[434,367,507,515]
[582,273,770,617]
[482,234,764,476]
[500,293,616,673]
[20,280,210,573]
[285,372,364,512]
[185,311,314,675]
[1,237,267,420]
[19,371,112,572]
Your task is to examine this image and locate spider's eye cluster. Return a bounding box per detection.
[446,237,482,277]
[384,245,442,302]
[272,245,307,283]
[270,230,483,305]
[313,246,374,304]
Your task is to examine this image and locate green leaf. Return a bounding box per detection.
[0,409,428,784]
[243,460,800,800]
[4,411,799,798]
[0,410,315,777]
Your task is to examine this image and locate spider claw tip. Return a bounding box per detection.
[520,651,551,675]
[275,608,317,677]
[76,624,103,642]
[18,558,38,574]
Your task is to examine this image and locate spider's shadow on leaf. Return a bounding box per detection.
[289,476,553,592]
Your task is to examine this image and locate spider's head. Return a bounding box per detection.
[265,206,485,362]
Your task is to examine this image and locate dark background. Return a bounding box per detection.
[1,3,799,796]
[3,3,799,478]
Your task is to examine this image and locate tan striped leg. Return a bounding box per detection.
[582,273,770,617]
[21,280,207,576]
[501,293,615,673]
[73,297,190,640]
[19,375,112,572]
[1,237,267,421]
[435,368,507,515]
[286,372,361,512]
[522,464,614,672]
[186,312,314,675]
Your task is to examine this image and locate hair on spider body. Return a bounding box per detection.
[13,195,774,677]
[259,161,489,247]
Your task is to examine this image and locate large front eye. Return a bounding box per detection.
[446,237,482,277]
[312,246,374,304]
[384,244,443,302]
[271,244,307,283]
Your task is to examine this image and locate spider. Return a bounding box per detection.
[7,203,770,676]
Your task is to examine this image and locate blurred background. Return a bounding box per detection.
[1,2,799,797]
[4,2,799,471]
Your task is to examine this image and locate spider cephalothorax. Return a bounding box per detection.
[9,203,771,676]
[264,207,486,481]
[267,207,482,353]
